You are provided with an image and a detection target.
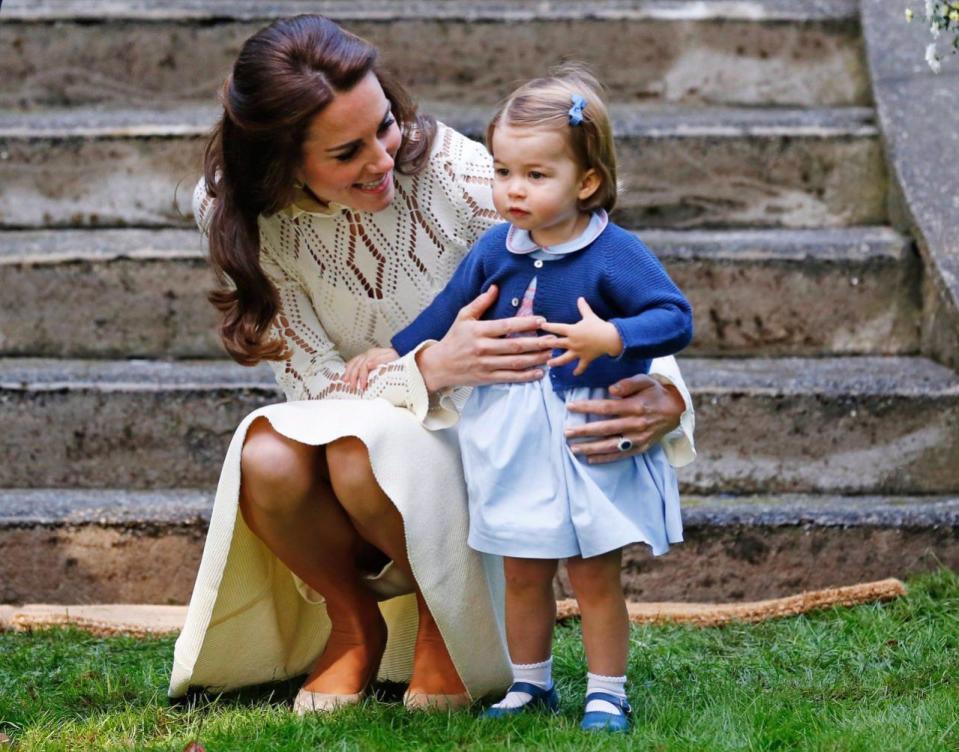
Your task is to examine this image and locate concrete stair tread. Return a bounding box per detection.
[682,356,959,396]
[2,355,955,396]
[0,358,276,391]
[0,104,885,230]
[2,488,953,604]
[3,487,958,529]
[3,2,869,112]
[0,488,210,528]
[0,225,920,359]
[0,225,910,264]
[0,103,878,139]
[2,0,861,23]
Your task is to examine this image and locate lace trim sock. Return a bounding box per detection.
[585,672,627,715]
[491,657,553,710]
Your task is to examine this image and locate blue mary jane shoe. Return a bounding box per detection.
[482,682,560,718]
[579,691,632,733]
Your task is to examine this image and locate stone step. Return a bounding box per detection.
[0,105,886,230]
[0,226,920,358]
[0,356,956,494]
[2,488,955,603]
[1,0,868,110]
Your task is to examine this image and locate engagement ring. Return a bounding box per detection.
[616,435,633,452]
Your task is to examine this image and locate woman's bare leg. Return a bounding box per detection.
[239,417,386,695]
[326,436,467,696]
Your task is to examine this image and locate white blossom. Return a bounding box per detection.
[926,42,942,72]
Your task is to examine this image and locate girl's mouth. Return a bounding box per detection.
[354,172,392,194]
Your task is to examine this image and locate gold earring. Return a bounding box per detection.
[293,179,305,190]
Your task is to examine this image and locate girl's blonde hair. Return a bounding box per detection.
[485,63,617,213]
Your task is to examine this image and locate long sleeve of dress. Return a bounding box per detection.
[193,179,458,430]
[261,240,462,429]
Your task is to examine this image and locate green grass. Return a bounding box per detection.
[2,570,959,751]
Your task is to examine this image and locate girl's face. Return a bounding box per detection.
[491,122,599,247]
[296,72,403,213]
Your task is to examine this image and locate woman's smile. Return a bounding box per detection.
[354,172,393,194]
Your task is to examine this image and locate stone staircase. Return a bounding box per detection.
[2,0,957,604]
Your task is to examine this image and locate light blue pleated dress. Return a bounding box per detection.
[457,212,683,560]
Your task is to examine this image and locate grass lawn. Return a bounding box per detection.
[2,569,958,751]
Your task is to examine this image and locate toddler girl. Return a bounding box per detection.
[348,65,692,732]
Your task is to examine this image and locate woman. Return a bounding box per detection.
[168,15,695,712]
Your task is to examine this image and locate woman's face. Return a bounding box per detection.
[296,72,402,213]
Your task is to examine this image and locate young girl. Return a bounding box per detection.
[347,66,692,732]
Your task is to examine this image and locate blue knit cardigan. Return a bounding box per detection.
[392,221,693,392]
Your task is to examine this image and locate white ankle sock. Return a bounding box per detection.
[491,657,553,709]
[585,672,627,715]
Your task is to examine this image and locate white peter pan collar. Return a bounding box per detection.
[280,185,348,220]
[506,210,608,257]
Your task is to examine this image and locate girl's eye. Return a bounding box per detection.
[529,171,545,180]
[495,168,509,177]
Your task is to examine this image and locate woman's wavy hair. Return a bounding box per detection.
[485,63,617,213]
[202,14,436,364]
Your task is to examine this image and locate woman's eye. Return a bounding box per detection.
[377,117,396,134]
[335,148,358,163]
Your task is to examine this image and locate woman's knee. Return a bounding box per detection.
[240,417,318,514]
[326,437,391,525]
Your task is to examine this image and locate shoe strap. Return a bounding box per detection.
[584,691,631,716]
[509,681,552,697]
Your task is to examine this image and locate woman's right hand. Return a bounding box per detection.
[416,285,556,392]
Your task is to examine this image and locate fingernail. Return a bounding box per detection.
[534,317,545,325]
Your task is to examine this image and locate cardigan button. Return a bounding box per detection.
[533,259,544,268]
[511,297,520,307]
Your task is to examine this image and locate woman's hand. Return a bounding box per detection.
[541,297,623,376]
[564,374,685,464]
[343,347,400,391]
[416,285,556,392]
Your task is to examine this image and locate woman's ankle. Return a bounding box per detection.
[408,623,465,694]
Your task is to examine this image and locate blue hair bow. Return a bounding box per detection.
[568,94,587,126]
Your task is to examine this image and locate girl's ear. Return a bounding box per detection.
[578,168,601,201]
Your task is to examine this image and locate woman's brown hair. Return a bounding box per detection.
[202,14,436,364]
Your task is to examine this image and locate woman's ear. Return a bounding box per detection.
[578,168,601,201]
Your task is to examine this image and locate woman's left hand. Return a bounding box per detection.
[564,374,685,464]
[343,347,400,391]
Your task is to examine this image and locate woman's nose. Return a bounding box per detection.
[370,137,395,174]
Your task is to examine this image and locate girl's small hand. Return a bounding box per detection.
[541,298,623,376]
[343,347,400,391]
